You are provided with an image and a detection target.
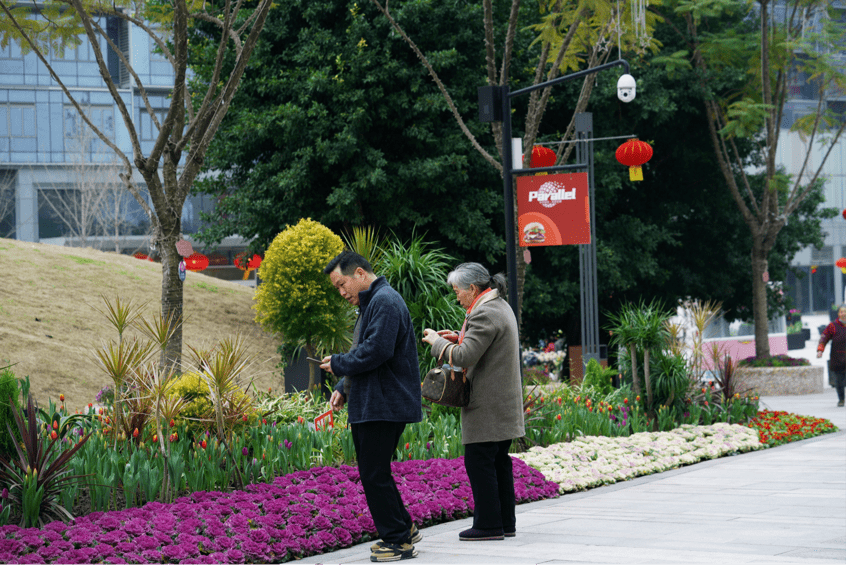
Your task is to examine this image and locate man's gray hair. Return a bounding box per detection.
[447,262,507,296]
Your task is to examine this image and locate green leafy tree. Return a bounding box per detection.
[521,8,834,346]
[190,0,504,263]
[0,0,273,369]
[254,219,353,390]
[653,0,846,356]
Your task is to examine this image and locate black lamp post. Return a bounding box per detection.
[479,58,631,364]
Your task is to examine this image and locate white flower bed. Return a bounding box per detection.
[514,423,761,493]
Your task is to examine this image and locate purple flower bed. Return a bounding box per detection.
[0,457,558,564]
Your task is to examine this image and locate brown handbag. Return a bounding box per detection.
[422,343,471,407]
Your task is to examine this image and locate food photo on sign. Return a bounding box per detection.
[516,172,590,246]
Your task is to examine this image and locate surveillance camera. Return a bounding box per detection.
[617,74,636,103]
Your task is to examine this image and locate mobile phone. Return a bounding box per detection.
[306,357,323,364]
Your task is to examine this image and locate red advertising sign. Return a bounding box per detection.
[516,173,590,246]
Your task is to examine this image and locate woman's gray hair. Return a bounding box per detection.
[447,262,507,296]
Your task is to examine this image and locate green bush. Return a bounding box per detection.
[169,372,256,436]
[255,218,353,389]
[0,368,21,462]
[378,234,465,374]
[581,359,616,397]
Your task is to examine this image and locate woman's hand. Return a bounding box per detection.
[422,328,440,346]
[817,351,823,358]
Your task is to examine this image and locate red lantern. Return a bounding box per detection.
[185,253,209,271]
[234,253,262,271]
[530,146,556,168]
[615,139,653,181]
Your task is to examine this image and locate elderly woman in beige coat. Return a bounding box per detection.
[422,262,525,542]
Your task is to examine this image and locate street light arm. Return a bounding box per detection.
[509,59,630,99]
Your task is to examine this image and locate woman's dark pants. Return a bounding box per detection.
[463,439,515,532]
[351,421,413,545]
[833,369,845,403]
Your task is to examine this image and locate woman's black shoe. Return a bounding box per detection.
[459,528,504,541]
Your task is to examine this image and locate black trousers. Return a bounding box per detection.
[464,439,515,531]
[832,369,845,402]
[351,421,413,544]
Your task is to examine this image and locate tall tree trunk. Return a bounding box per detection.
[629,343,640,396]
[751,241,770,358]
[643,348,652,409]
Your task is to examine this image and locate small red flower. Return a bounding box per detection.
[405,442,410,450]
[132,428,139,438]
[169,419,176,428]
[98,408,104,415]
[52,421,58,430]
[624,398,629,404]
[201,440,207,449]
[88,403,93,409]
[556,414,562,420]
[153,434,158,442]
[262,419,267,425]
[242,416,248,422]
[50,431,57,440]
[59,394,65,402]
[297,416,304,424]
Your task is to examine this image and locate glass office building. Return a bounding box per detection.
[0,14,251,280]
[0,15,216,244]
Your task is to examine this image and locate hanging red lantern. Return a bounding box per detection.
[615,138,653,181]
[234,252,262,271]
[530,146,556,168]
[185,253,209,271]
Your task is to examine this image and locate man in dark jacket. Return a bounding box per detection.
[817,304,846,407]
[320,251,423,562]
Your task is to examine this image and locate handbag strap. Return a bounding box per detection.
[446,344,467,383]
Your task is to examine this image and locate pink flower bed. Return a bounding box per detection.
[0,457,558,564]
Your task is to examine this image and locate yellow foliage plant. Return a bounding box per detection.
[168,371,255,437]
[254,218,354,389]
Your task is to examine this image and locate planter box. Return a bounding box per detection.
[801,328,811,341]
[736,365,823,396]
[786,332,806,350]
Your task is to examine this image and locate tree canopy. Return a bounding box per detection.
[189,0,837,346]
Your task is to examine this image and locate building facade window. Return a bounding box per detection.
[0,103,36,153]
[63,105,115,156]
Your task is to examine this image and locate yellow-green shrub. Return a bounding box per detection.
[254,218,353,358]
[168,372,256,436]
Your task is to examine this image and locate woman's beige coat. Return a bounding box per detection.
[431,290,525,444]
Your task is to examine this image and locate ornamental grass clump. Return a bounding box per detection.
[0,395,92,527]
